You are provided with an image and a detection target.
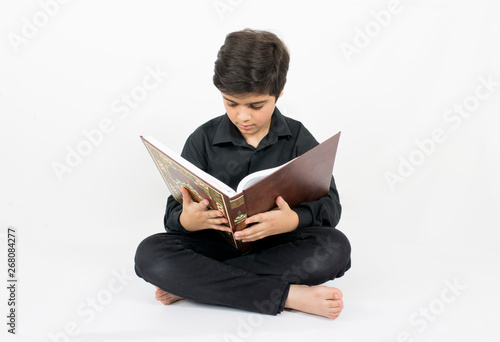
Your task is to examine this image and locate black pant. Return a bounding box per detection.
[134,226,351,315]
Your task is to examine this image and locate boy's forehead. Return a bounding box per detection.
[222,92,273,103]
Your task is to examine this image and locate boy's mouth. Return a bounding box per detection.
[238,124,254,130]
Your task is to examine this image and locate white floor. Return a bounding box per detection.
[2,208,499,342]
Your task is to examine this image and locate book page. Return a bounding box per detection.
[235,161,292,194]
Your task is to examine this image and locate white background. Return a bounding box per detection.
[1,0,499,341]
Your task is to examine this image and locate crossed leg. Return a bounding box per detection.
[136,227,351,319]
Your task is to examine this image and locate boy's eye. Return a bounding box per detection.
[226,102,263,110]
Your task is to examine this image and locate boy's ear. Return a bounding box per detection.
[279,89,284,98]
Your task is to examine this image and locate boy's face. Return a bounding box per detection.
[222,91,282,145]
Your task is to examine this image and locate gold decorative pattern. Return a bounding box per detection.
[144,140,230,220]
[230,195,245,209]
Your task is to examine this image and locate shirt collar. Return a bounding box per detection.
[212,107,292,147]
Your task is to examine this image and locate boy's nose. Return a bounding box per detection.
[237,110,251,122]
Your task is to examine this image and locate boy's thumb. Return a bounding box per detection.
[277,196,289,210]
[180,187,191,203]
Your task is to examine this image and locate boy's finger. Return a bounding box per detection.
[239,231,263,242]
[198,199,210,209]
[276,196,290,210]
[209,217,228,225]
[245,213,263,224]
[209,210,224,218]
[180,187,192,204]
[211,225,233,233]
[235,225,257,239]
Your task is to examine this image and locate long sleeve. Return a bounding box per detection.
[292,176,342,230]
[164,197,186,233]
[163,132,208,233]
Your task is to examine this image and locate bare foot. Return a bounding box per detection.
[155,286,184,305]
[285,284,344,319]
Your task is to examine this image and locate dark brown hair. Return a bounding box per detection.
[213,29,290,100]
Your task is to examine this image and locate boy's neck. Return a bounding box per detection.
[242,121,271,148]
[245,136,263,148]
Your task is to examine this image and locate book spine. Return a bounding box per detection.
[215,194,238,249]
[227,194,252,252]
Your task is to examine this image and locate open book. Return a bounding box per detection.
[141,131,341,252]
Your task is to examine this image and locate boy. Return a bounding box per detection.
[134,29,351,319]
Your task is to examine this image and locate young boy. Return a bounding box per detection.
[134,29,351,319]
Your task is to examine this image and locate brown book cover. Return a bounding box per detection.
[140,131,341,253]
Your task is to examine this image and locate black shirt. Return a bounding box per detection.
[164,107,341,233]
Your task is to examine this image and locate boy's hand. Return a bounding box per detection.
[233,196,299,242]
[179,187,233,233]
